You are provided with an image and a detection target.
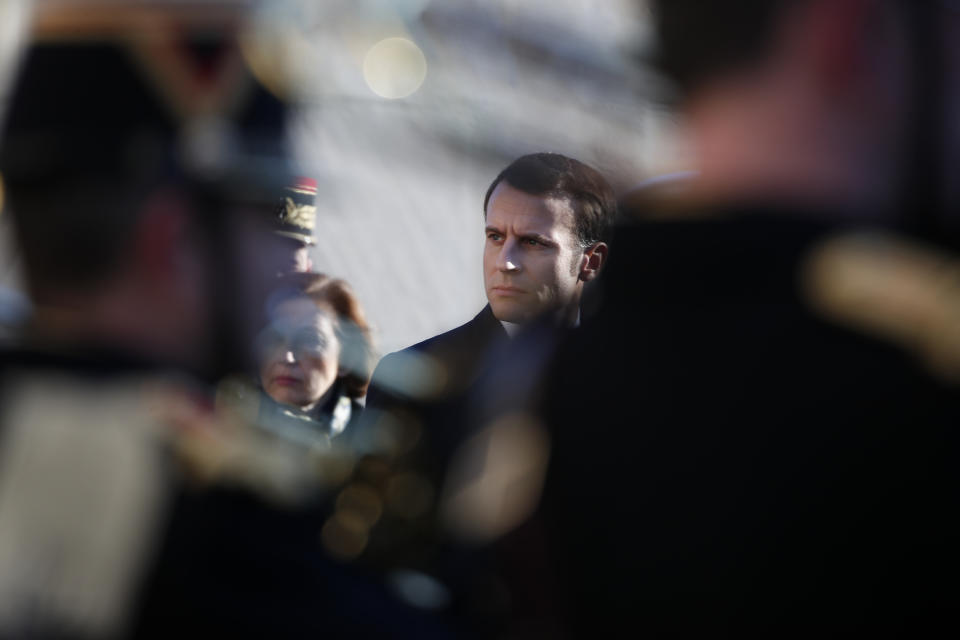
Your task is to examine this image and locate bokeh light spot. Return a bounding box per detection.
[321,511,369,560]
[384,472,434,519]
[388,569,451,611]
[336,483,383,527]
[363,37,427,99]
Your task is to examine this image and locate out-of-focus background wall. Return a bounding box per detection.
[0,0,690,354]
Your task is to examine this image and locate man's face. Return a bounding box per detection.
[483,182,585,324]
[276,237,313,274]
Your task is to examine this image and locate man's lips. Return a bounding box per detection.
[491,285,526,295]
[271,375,302,387]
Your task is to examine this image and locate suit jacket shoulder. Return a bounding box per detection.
[368,306,505,404]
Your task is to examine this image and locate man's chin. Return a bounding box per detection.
[489,301,537,325]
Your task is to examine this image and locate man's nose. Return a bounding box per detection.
[284,349,297,364]
[497,239,521,272]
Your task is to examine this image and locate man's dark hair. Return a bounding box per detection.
[483,152,617,247]
[648,0,801,99]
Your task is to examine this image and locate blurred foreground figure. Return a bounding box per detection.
[530,0,960,636]
[0,5,443,638]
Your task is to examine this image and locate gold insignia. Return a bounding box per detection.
[282,196,316,230]
[802,232,960,383]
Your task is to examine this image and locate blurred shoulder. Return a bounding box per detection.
[802,230,960,385]
[369,307,503,402]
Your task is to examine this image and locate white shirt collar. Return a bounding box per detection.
[500,320,523,337]
[499,309,580,337]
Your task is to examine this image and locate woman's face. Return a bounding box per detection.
[258,298,341,410]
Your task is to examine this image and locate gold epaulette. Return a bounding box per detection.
[802,231,960,383]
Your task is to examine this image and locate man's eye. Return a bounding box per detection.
[487,233,502,241]
[524,238,540,246]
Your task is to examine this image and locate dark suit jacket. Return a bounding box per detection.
[364,305,507,466]
[360,307,513,635]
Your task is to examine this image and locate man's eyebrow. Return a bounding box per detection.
[522,232,558,246]
[484,225,558,246]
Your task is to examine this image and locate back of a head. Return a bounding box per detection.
[644,0,940,222]
[484,152,618,247]
[648,0,800,101]
[1,35,289,293]
[0,7,294,377]
[0,43,176,299]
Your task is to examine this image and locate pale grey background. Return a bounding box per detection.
[0,0,690,354]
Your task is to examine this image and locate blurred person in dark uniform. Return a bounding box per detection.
[0,4,448,638]
[514,0,960,636]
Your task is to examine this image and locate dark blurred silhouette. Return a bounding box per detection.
[512,0,960,636]
[0,5,447,639]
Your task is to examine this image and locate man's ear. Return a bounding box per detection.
[579,242,608,282]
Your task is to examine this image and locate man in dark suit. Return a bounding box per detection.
[526,0,960,636]
[365,152,617,446]
[358,152,617,632]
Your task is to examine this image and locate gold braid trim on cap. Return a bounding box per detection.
[281,197,316,231]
